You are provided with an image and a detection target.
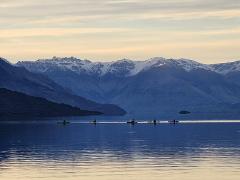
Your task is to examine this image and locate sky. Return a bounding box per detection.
[0,0,240,63]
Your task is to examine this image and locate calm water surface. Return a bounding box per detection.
[0,120,239,180]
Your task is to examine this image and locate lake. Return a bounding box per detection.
[0,119,239,180]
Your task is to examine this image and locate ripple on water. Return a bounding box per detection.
[0,122,240,180]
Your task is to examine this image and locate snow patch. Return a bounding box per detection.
[16,56,222,76]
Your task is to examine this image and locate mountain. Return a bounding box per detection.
[0,58,126,115]
[0,88,101,118]
[16,57,213,102]
[210,60,240,74]
[17,57,240,119]
[210,60,240,86]
[16,56,213,77]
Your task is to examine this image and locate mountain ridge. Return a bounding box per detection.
[0,58,126,116]
[0,88,102,118]
[16,56,240,119]
[17,56,240,76]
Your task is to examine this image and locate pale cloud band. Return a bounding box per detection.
[0,0,239,63]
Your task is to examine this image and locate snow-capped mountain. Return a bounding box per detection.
[17,56,214,77]
[0,58,126,115]
[210,60,240,74]
[16,56,240,119]
[18,56,240,76]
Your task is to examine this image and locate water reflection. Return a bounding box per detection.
[0,122,239,180]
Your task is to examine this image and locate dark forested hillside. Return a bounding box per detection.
[0,88,102,118]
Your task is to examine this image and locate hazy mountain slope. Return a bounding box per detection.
[17,57,240,119]
[210,60,240,74]
[210,60,240,86]
[105,66,240,117]
[0,58,126,115]
[17,57,214,102]
[0,88,101,118]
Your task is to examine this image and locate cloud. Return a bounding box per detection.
[0,28,130,38]
[1,0,240,20]
[0,0,239,63]
[1,0,239,31]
